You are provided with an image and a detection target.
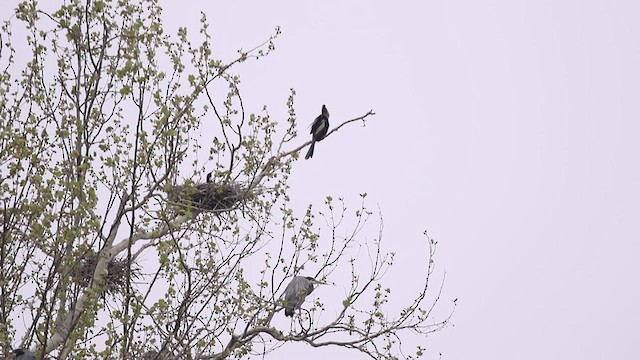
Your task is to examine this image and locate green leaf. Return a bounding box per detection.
[119,85,131,95]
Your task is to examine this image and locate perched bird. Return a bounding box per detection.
[206,171,213,183]
[283,276,327,317]
[13,349,36,360]
[305,105,330,160]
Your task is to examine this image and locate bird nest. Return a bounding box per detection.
[166,181,252,214]
[71,254,141,296]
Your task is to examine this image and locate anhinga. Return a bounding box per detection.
[305,105,330,160]
[283,276,328,317]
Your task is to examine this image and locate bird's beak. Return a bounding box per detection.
[314,279,332,285]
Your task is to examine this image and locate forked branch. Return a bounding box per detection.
[248,110,375,190]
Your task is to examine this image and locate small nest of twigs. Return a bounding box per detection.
[71,254,141,296]
[166,181,253,214]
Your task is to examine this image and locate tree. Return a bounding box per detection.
[0,0,453,359]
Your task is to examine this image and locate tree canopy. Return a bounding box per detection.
[0,0,453,359]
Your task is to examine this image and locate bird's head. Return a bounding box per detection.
[321,105,330,118]
[305,276,329,285]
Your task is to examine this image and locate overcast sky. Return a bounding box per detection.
[5,0,640,359]
[167,1,638,359]
[162,0,640,360]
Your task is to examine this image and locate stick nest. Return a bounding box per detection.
[71,254,141,296]
[166,181,252,214]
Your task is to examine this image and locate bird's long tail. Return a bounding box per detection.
[305,141,316,160]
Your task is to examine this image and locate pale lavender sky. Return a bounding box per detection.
[169,1,638,359]
[5,1,640,359]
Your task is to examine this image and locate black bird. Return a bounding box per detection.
[283,276,327,317]
[305,105,330,160]
[206,171,213,183]
[13,349,36,360]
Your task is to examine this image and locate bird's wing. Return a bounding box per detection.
[315,119,328,135]
[310,115,325,134]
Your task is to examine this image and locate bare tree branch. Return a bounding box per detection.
[248,110,375,191]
